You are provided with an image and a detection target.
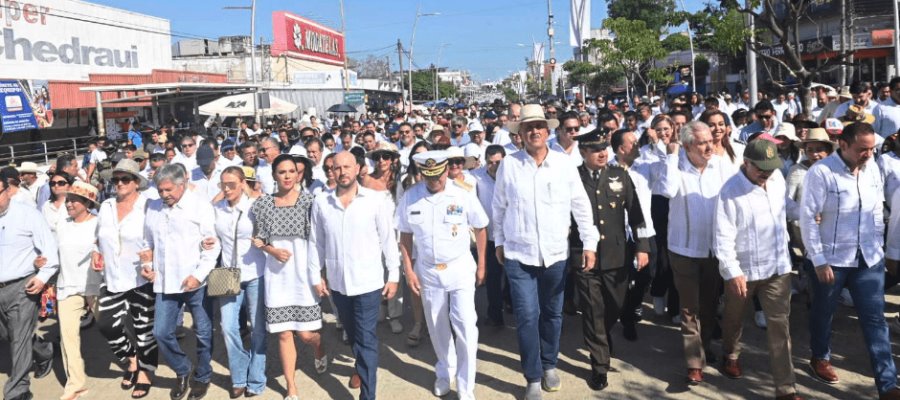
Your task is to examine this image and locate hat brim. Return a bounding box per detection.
[750,157,784,171]
[801,139,837,150]
[111,168,149,190]
[507,118,560,134]
[66,192,100,208]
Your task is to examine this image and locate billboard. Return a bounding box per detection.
[271,11,345,66]
[0,79,57,133]
[0,0,172,81]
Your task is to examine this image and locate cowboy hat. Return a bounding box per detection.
[16,162,40,175]
[802,128,836,150]
[112,159,149,190]
[366,141,400,160]
[843,104,875,125]
[507,104,559,134]
[66,180,100,208]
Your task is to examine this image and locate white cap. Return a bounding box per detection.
[464,144,481,159]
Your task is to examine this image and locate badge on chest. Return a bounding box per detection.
[608,176,623,193]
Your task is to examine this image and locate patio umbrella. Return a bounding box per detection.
[199,93,298,116]
[327,103,357,113]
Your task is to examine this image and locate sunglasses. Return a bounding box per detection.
[757,114,773,120]
[217,182,241,190]
[374,153,395,161]
[565,126,580,132]
[50,180,69,187]
[110,176,136,185]
[182,143,195,148]
[448,158,465,166]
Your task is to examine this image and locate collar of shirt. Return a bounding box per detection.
[327,184,375,209]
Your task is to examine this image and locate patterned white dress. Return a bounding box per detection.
[251,193,322,333]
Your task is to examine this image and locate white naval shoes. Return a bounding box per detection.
[524,381,543,400]
[433,378,451,397]
[754,310,768,330]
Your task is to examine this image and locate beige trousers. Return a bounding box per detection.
[58,295,89,396]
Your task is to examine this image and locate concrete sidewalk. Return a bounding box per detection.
[1,286,893,399]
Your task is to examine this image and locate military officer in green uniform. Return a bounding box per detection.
[570,128,650,391]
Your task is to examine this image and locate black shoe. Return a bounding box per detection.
[633,307,643,322]
[187,381,210,400]
[622,322,638,341]
[563,299,578,316]
[33,355,53,379]
[170,375,190,400]
[589,373,608,391]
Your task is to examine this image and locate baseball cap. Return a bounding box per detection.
[196,145,216,168]
[743,138,783,171]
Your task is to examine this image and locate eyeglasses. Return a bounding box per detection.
[110,176,136,185]
[374,153,395,161]
[49,180,69,187]
[448,158,465,166]
[217,182,241,190]
[565,126,580,132]
[182,143,195,148]
[399,130,412,134]
[757,114,773,120]
[134,158,144,163]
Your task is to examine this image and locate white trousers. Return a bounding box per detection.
[421,285,478,399]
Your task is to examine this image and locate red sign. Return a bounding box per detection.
[872,29,895,47]
[271,11,345,66]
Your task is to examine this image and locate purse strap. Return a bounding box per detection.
[231,210,242,269]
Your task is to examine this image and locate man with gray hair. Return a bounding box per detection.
[143,164,220,400]
[257,137,281,195]
[658,121,738,385]
[450,116,471,147]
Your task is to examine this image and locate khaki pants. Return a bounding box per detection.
[722,273,797,396]
[669,252,721,369]
[59,295,89,396]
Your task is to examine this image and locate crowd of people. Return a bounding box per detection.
[1,77,900,400]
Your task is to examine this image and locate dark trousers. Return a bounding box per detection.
[622,237,657,323]
[649,195,680,316]
[332,289,382,400]
[0,276,40,399]
[575,266,630,376]
[485,241,505,324]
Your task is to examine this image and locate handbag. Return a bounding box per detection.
[206,210,242,297]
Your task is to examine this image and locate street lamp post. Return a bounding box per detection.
[677,0,697,93]
[408,5,439,108]
[224,0,259,122]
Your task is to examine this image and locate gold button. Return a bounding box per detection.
[600,220,605,225]
[596,190,600,194]
[601,235,606,240]
[598,205,603,209]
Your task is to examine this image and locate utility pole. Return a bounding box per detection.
[340,0,350,93]
[746,0,758,107]
[840,0,847,86]
[397,39,406,111]
[547,0,556,96]
[893,0,900,79]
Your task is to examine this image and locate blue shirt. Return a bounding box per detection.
[0,203,59,283]
[128,129,143,148]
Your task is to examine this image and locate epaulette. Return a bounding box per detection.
[453,178,474,192]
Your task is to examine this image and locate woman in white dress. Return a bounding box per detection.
[251,154,327,400]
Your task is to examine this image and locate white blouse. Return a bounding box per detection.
[214,196,265,282]
[96,195,150,293]
[56,217,102,301]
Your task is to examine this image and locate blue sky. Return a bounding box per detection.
[92,0,704,81]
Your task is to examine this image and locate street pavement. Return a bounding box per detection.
[1,283,892,399]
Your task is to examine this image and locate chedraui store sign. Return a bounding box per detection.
[0,0,172,81]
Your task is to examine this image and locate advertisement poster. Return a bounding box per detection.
[0,80,39,133]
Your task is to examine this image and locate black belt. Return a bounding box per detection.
[0,274,31,289]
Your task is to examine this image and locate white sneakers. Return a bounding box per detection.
[653,296,666,316]
[433,378,450,397]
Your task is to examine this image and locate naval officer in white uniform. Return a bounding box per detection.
[396,150,489,400]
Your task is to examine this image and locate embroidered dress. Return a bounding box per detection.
[251,193,322,332]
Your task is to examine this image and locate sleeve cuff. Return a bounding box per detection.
[809,253,828,268]
[36,268,57,284]
[719,263,744,281]
[387,268,400,283]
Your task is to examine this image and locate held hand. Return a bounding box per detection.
[138,249,153,264]
[476,263,486,287]
[33,256,47,269]
[181,276,201,291]
[271,248,292,263]
[140,266,156,282]
[405,270,421,296]
[666,142,681,155]
[382,281,399,300]
[582,250,597,272]
[200,237,217,251]
[24,277,45,295]
[495,246,505,265]
[815,213,822,225]
[815,265,835,285]
[91,251,104,271]
[315,281,330,297]
[635,252,649,271]
[251,238,266,249]
[726,275,748,299]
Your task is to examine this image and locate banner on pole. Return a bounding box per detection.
[569,0,592,48]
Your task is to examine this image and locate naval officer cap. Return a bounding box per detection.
[574,128,611,150]
[412,150,451,178]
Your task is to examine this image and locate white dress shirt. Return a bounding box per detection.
[472,167,499,241]
[658,151,738,258]
[610,155,656,239]
[171,152,197,172]
[143,190,220,294]
[0,203,59,284]
[878,151,900,203]
[255,162,275,195]
[492,147,599,267]
[309,186,401,296]
[548,138,583,166]
[190,166,224,204]
[874,98,900,139]
[97,195,151,293]
[714,169,791,281]
[214,195,265,283]
[886,188,900,261]
[800,152,884,269]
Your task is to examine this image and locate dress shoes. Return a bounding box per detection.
[809,358,839,384]
[187,381,210,400]
[685,368,703,385]
[721,358,742,379]
[229,387,246,399]
[879,387,900,400]
[588,373,608,391]
[170,375,190,400]
[349,373,361,389]
[775,393,804,400]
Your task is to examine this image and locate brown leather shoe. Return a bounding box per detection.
[686,368,703,385]
[349,373,361,389]
[721,358,742,379]
[880,387,900,400]
[809,358,839,384]
[775,394,803,400]
[229,387,245,399]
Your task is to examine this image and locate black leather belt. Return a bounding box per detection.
[0,275,31,289]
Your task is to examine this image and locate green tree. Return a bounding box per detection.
[661,33,691,53]
[563,60,625,94]
[403,70,457,102]
[590,17,671,96]
[606,0,677,34]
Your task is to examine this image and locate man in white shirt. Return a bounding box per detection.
[190,144,224,204]
[142,164,219,400]
[397,150,489,400]
[491,104,598,400]
[396,123,420,170]
[833,82,877,119]
[171,136,199,173]
[310,151,400,399]
[472,144,507,326]
[256,138,281,195]
[549,111,583,166]
[800,122,900,398]
[873,77,900,139]
[713,139,800,399]
[658,121,738,385]
[86,137,108,182]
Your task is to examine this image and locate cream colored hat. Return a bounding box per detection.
[507,104,560,134]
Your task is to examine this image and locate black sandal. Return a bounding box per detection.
[120,370,138,390]
[131,382,151,399]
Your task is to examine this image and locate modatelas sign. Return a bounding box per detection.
[271,11,345,66]
[0,0,172,81]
